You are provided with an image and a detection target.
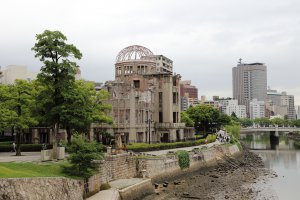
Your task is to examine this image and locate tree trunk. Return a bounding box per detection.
[52,123,59,159]
[11,126,14,138]
[66,126,72,145]
[15,130,21,156]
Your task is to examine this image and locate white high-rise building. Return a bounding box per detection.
[232,60,267,117]
[218,99,246,118]
[0,65,37,84]
[250,99,265,119]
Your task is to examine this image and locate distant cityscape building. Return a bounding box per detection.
[266,89,296,120]
[0,65,37,84]
[232,60,267,117]
[281,92,296,120]
[218,99,246,118]
[202,100,219,109]
[92,45,194,143]
[180,80,198,111]
[297,105,300,120]
[250,99,265,119]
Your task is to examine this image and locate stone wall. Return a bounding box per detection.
[98,153,137,184]
[0,177,83,200]
[137,144,241,179]
[137,156,179,178]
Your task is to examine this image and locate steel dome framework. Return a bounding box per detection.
[116,45,153,63]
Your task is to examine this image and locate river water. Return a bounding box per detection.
[240,132,300,200]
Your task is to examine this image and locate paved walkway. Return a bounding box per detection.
[87,188,120,200]
[143,140,221,156]
[0,152,42,162]
[86,178,146,200]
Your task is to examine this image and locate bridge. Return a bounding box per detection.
[241,126,300,133]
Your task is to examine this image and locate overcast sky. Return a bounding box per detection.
[1,0,299,106]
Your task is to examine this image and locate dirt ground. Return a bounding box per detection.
[142,146,278,200]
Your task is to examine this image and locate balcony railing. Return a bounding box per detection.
[154,122,185,129]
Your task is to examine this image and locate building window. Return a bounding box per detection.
[133,80,140,88]
[173,77,177,86]
[159,92,163,108]
[159,112,163,123]
[173,112,176,123]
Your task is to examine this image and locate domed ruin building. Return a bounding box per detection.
[91,45,195,143]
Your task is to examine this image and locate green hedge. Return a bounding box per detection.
[0,144,53,152]
[294,141,300,149]
[128,135,216,152]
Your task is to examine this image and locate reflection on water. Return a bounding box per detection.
[240,132,300,200]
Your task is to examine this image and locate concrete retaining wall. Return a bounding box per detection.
[138,144,240,180]
[0,177,83,200]
[118,179,154,200]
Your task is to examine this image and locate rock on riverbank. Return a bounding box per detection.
[143,145,277,200]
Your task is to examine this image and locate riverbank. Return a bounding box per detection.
[143,145,278,200]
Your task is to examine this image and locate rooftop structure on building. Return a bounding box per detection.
[232,59,267,117]
[91,45,194,143]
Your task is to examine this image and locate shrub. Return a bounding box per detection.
[225,124,241,140]
[127,135,216,152]
[64,134,103,178]
[176,150,190,169]
[294,141,300,149]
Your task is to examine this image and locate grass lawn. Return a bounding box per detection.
[0,161,78,179]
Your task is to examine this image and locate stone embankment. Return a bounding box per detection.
[0,177,83,200]
[0,143,244,200]
[143,144,277,200]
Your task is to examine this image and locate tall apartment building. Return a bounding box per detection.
[232,60,267,117]
[0,65,37,84]
[92,45,194,143]
[265,89,296,120]
[281,92,296,120]
[297,105,300,120]
[250,99,265,119]
[180,80,198,111]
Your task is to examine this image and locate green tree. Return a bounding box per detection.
[32,30,82,158]
[254,118,271,127]
[0,80,37,155]
[217,112,232,127]
[180,111,194,127]
[60,80,113,144]
[66,134,103,178]
[271,117,284,126]
[231,112,238,120]
[186,104,220,133]
[239,118,253,127]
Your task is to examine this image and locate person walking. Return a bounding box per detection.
[12,142,16,152]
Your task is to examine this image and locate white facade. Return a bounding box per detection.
[250,99,265,119]
[0,65,37,84]
[281,92,296,120]
[219,99,246,118]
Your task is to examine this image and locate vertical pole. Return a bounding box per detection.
[148,119,151,144]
